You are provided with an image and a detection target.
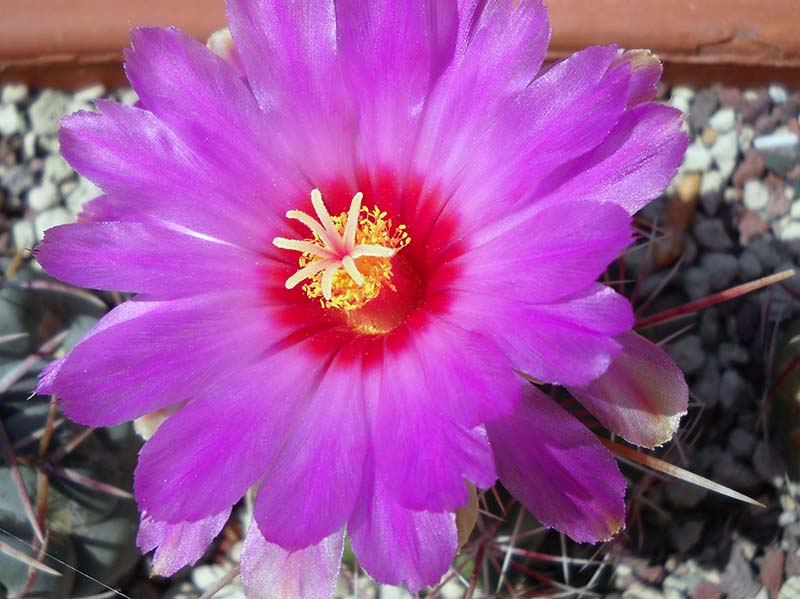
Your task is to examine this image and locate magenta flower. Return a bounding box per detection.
[35,0,689,595]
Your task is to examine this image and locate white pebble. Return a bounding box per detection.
[780,221,800,242]
[34,207,73,241]
[701,169,723,195]
[769,84,788,104]
[0,104,22,136]
[709,108,736,133]
[739,125,755,152]
[22,132,36,160]
[27,181,59,212]
[671,85,695,100]
[683,139,712,172]
[743,180,769,211]
[11,220,35,252]
[1,83,28,105]
[73,83,106,103]
[711,131,738,179]
[754,130,799,151]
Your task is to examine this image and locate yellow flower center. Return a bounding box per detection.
[273,189,410,312]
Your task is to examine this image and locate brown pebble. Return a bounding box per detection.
[654,173,700,266]
[733,149,766,187]
[738,209,770,245]
[741,89,771,124]
[765,173,791,217]
[718,87,745,109]
[788,118,800,137]
[760,545,785,598]
[692,582,723,599]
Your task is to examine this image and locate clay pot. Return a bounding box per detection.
[0,0,799,87]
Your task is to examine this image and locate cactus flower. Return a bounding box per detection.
[35,0,689,596]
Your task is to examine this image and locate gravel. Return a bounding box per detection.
[744,179,770,210]
[684,140,713,171]
[27,180,59,211]
[0,103,22,136]
[700,252,739,289]
[28,89,70,135]
[693,217,734,250]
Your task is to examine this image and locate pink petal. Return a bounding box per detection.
[124,27,297,210]
[241,521,343,599]
[134,341,322,524]
[569,331,688,449]
[487,383,627,543]
[51,292,271,426]
[206,27,246,77]
[452,284,633,387]
[419,44,631,228]
[349,457,457,593]
[402,318,518,427]
[226,0,356,184]
[453,200,633,304]
[413,0,551,217]
[36,222,263,295]
[612,49,663,107]
[535,104,688,215]
[371,323,509,511]
[253,342,368,550]
[36,358,64,395]
[335,0,458,182]
[76,194,129,223]
[137,509,230,577]
[59,102,271,247]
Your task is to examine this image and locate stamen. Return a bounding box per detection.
[321,265,337,300]
[341,256,364,285]
[273,188,410,311]
[350,244,396,259]
[286,209,335,247]
[272,237,335,260]
[310,188,340,245]
[284,259,335,290]
[343,192,364,248]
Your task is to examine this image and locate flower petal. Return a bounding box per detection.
[137,509,230,577]
[569,331,688,449]
[226,0,356,184]
[487,383,626,543]
[535,104,688,215]
[349,457,457,593]
[206,27,246,77]
[36,358,64,395]
[613,49,663,107]
[371,322,508,511]
[413,0,551,215]
[134,342,322,523]
[76,194,129,223]
[253,341,368,550]
[51,292,270,426]
[450,272,635,387]
[241,521,343,599]
[124,27,297,210]
[419,43,631,228]
[335,0,457,182]
[59,102,269,247]
[36,222,263,295]
[453,200,633,304]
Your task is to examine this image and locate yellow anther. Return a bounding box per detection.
[273,189,410,311]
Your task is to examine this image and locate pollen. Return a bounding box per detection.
[273,189,410,312]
